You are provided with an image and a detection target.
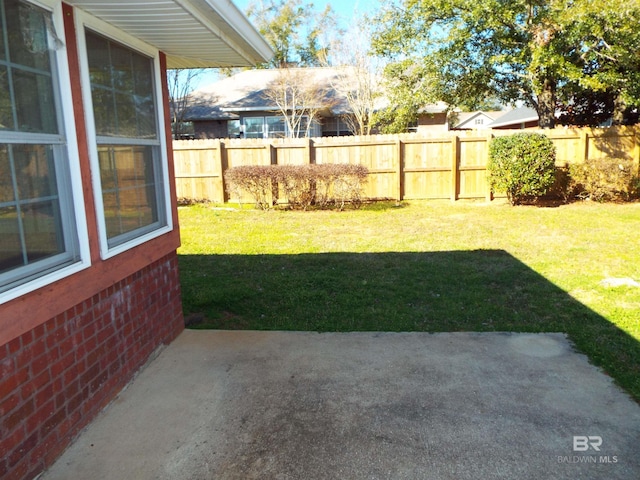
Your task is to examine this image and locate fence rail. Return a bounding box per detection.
[173,126,640,203]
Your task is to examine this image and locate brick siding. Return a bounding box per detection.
[0,253,184,480]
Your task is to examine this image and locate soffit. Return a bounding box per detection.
[66,0,273,68]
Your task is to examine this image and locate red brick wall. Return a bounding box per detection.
[0,253,184,480]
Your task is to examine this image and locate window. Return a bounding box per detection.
[172,121,194,140]
[227,119,241,138]
[475,118,484,125]
[240,116,321,139]
[266,116,285,138]
[243,117,264,138]
[0,0,84,296]
[81,26,170,254]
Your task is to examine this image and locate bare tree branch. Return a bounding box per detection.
[263,68,335,137]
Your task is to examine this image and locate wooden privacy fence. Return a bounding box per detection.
[173,126,640,203]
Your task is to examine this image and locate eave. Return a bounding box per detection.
[65,0,273,68]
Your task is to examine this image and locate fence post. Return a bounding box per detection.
[395,138,403,201]
[451,135,459,202]
[306,138,315,165]
[486,133,493,202]
[215,139,228,203]
[633,125,640,175]
[268,142,277,165]
[580,130,589,162]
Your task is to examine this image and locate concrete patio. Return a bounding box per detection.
[42,330,640,479]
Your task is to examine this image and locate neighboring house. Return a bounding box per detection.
[487,106,540,129]
[183,68,358,139]
[414,102,452,134]
[0,1,271,479]
[450,111,505,130]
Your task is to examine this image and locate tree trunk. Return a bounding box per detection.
[611,94,626,125]
[537,77,556,129]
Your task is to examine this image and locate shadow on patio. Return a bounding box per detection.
[179,250,639,401]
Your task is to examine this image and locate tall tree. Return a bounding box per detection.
[371,0,640,129]
[326,18,382,135]
[264,69,333,137]
[167,69,206,139]
[247,0,339,68]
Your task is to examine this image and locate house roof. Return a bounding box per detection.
[184,67,446,121]
[452,111,503,128]
[418,102,449,114]
[67,0,273,68]
[487,107,539,128]
[184,68,355,120]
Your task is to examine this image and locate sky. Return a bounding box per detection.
[232,0,381,27]
[190,0,384,90]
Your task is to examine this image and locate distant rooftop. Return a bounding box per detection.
[487,107,538,128]
[183,68,447,120]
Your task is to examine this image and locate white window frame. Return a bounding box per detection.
[0,0,90,305]
[75,10,172,260]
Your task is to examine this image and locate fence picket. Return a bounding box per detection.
[173,126,640,203]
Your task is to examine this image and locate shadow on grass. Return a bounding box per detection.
[179,250,640,401]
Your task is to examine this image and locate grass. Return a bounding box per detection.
[177,200,640,401]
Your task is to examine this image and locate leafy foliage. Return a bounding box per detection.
[487,133,557,205]
[569,157,640,201]
[371,0,640,129]
[225,164,368,210]
[247,0,340,68]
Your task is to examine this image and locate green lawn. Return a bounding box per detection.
[177,200,640,401]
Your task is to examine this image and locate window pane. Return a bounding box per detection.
[0,7,4,61]
[86,30,157,139]
[13,69,56,133]
[109,42,134,92]
[0,206,22,274]
[23,200,63,263]
[0,145,15,203]
[13,144,56,200]
[266,116,285,138]
[228,119,240,138]
[114,91,136,137]
[134,94,156,138]
[99,145,160,243]
[0,66,13,130]
[86,32,111,88]
[5,0,50,71]
[244,117,264,138]
[0,1,57,134]
[91,86,116,135]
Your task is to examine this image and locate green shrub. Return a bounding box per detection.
[569,157,640,202]
[224,164,368,210]
[487,133,557,205]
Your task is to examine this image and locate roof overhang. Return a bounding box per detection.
[220,106,328,113]
[487,107,539,128]
[66,0,273,68]
[417,102,449,114]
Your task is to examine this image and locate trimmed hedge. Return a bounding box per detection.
[225,164,368,210]
[487,133,557,205]
[569,157,640,201]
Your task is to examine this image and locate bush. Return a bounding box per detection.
[224,166,275,210]
[568,157,640,202]
[487,133,557,205]
[224,164,368,210]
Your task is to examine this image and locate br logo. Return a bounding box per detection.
[573,436,603,452]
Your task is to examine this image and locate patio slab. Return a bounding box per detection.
[42,330,640,480]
